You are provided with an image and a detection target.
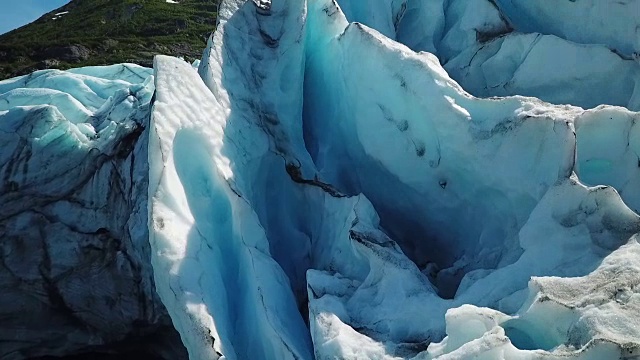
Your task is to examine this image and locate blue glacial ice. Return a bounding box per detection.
[390,0,640,110]
[148,0,640,358]
[0,64,189,358]
[3,0,640,359]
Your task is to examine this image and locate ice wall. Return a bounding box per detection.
[492,0,640,58]
[351,0,640,111]
[147,0,640,359]
[0,65,186,358]
[150,54,313,360]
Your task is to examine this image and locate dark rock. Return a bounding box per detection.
[40,45,91,63]
[176,19,188,30]
[12,59,61,76]
[192,16,215,25]
[99,39,120,51]
[123,4,144,21]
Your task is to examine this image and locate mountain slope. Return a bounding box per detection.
[0,0,218,80]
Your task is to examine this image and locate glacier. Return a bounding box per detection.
[394,0,640,111]
[2,0,640,359]
[0,65,187,358]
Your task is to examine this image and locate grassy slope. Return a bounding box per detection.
[0,0,218,79]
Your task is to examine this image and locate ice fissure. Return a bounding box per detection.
[146,0,640,359]
[3,0,640,359]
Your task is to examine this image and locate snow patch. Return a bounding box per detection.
[51,11,69,20]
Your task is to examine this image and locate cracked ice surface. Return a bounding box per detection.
[2,0,640,359]
[147,0,640,359]
[0,64,187,358]
[378,0,640,111]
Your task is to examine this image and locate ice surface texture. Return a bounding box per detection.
[391,0,640,111]
[147,0,640,359]
[0,65,186,358]
[3,0,640,359]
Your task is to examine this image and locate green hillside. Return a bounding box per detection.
[0,0,218,79]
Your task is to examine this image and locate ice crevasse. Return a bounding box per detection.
[148,0,640,358]
[2,0,640,358]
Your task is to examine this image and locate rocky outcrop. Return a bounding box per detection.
[39,45,90,63]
